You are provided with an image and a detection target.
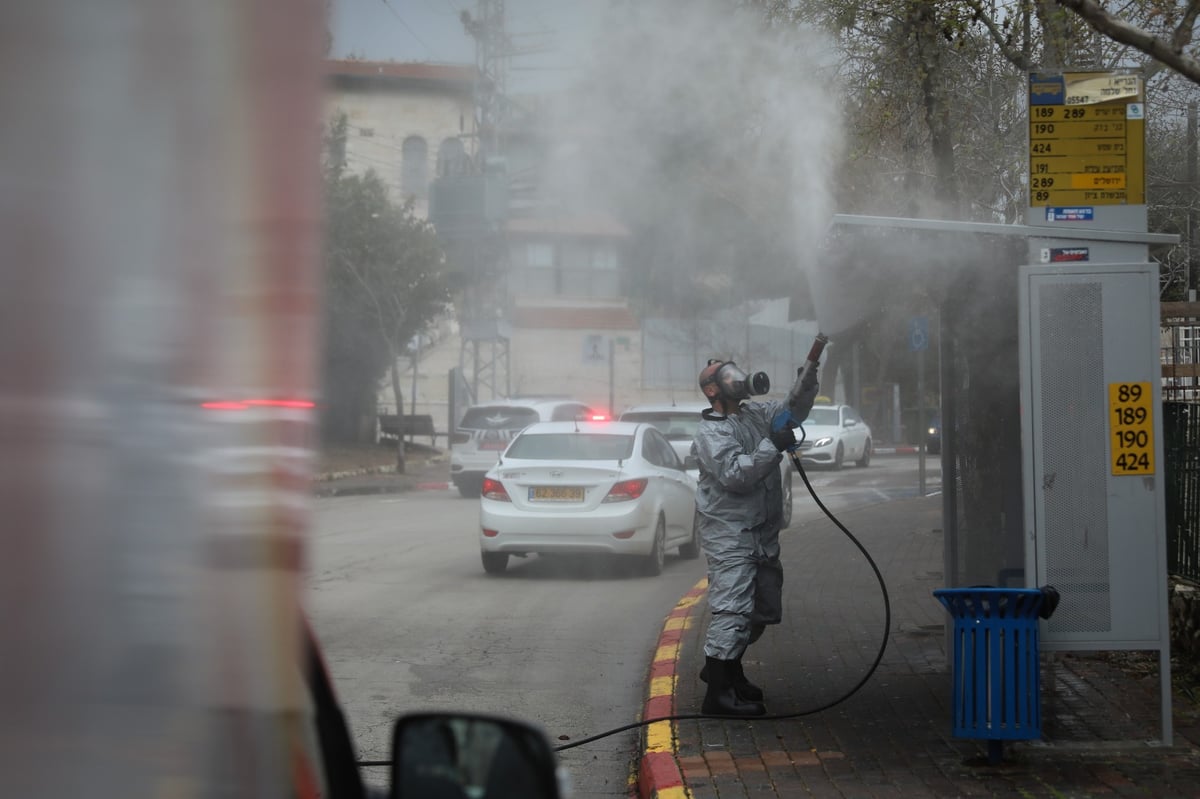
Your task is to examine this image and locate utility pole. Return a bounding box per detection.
[462,0,510,166]
[450,0,512,402]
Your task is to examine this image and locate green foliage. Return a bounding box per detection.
[320,115,450,443]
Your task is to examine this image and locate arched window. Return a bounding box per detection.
[437,137,468,177]
[401,136,428,199]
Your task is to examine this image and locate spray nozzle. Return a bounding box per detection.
[797,333,829,386]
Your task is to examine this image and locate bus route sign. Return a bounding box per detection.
[1028,71,1145,208]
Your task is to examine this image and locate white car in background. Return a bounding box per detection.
[450,398,602,498]
[478,421,698,576]
[618,401,794,529]
[796,404,872,469]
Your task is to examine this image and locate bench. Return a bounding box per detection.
[377,414,439,446]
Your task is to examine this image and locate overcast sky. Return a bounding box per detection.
[329,0,606,91]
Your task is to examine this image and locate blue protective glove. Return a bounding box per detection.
[769,425,796,452]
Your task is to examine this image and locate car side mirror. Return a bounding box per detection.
[390,712,563,799]
[684,455,699,470]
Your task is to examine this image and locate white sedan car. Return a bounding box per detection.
[478,421,699,576]
[795,404,872,469]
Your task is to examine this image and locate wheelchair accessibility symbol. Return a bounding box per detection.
[909,317,929,352]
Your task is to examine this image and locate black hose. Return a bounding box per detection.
[552,448,892,752]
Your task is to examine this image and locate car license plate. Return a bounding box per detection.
[529,486,584,502]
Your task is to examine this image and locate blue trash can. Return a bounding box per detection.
[933,587,1045,762]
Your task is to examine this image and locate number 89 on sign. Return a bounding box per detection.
[1108,382,1154,475]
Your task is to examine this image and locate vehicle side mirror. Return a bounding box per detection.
[390,712,563,799]
[684,455,699,470]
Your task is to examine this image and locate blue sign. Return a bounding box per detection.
[1046,207,1094,222]
[1029,73,1065,105]
[909,317,929,352]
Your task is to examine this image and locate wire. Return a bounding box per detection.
[551,445,892,753]
[379,0,432,55]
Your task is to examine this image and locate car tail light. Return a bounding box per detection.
[482,528,499,538]
[201,398,316,410]
[602,478,647,502]
[450,432,471,445]
[612,530,636,539]
[481,478,510,501]
[589,413,609,421]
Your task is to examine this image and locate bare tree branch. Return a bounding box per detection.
[1176,0,1200,52]
[960,0,1034,70]
[1055,0,1200,83]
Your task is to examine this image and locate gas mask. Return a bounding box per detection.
[700,360,770,402]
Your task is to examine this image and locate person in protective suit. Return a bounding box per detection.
[691,357,819,716]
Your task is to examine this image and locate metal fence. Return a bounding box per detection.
[1162,303,1199,581]
[1161,302,1199,403]
[1166,401,1200,582]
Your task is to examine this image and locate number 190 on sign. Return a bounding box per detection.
[1108,382,1154,475]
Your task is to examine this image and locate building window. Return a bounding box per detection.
[437,137,468,177]
[401,136,428,199]
[592,246,617,270]
[518,242,556,297]
[528,243,554,268]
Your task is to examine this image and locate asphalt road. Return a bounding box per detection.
[305,453,942,796]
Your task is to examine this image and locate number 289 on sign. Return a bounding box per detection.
[1108,382,1154,475]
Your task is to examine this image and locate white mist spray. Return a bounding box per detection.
[536,0,844,319]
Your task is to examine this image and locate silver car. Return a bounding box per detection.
[450,398,600,498]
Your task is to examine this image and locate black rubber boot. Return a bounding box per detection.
[730,658,764,702]
[700,657,766,716]
[699,657,765,703]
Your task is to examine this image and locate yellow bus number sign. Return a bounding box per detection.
[1108,382,1154,475]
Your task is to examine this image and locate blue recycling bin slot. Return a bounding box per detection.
[933,588,1045,760]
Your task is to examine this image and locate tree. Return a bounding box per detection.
[322,115,450,472]
[765,0,1198,580]
[1054,0,1200,84]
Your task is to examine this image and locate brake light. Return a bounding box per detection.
[589,413,609,421]
[603,478,647,502]
[481,478,511,501]
[201,398,316,410]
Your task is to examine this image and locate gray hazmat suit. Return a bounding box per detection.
[691,376,818,660]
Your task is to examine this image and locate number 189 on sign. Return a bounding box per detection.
[1108,382,1154,475]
